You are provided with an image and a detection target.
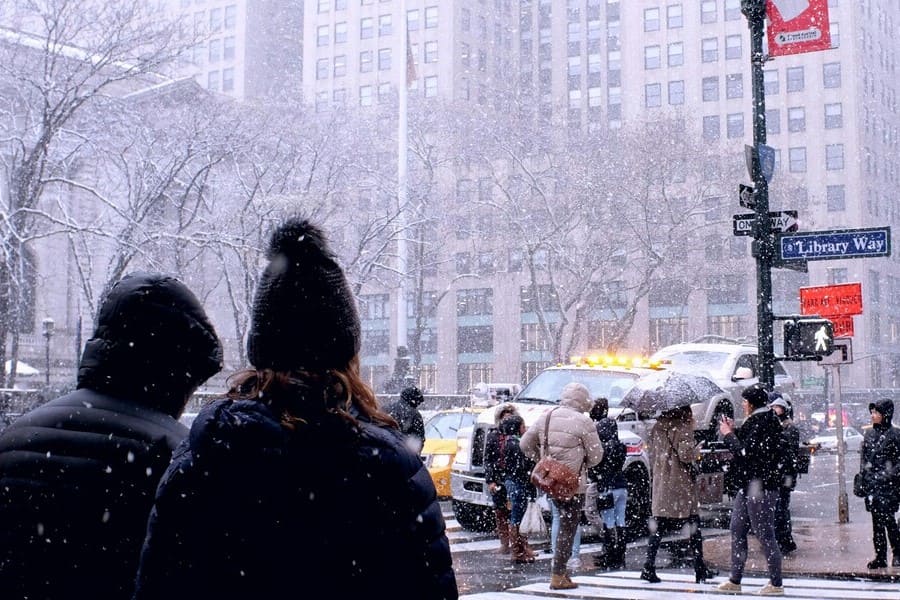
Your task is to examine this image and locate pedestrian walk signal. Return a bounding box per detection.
[784,318,834,358]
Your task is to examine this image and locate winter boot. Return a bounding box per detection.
[549,574,578,590]
[494,509,511,554]
[609,526,628,570]
[640,529,662,583]
[690,526,718,583]
[593,526,614,569]
[510,525,535,564]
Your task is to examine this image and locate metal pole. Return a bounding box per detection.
[44,333,50,387]
[743,0,775,389]
[395,0,408,352]
[833,364,849,523]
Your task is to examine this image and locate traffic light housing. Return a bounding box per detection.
[783,319,834,358]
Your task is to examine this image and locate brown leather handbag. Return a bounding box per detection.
[530,407,580,500]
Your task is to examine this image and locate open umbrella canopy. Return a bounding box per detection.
[620,369,725,414]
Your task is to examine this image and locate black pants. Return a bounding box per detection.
[774,488,796,552]
[871,507,900,561]
[644,515,705,571]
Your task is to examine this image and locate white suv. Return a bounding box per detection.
[650,338,796,440]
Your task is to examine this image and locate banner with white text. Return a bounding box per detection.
[766,0,831,57]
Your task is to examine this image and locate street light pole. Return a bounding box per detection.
[42,317,54,388]
[742,0,776,389]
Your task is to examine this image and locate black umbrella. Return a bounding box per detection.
[620,369,726,414]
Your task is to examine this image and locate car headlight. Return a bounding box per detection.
[430,454,453,468]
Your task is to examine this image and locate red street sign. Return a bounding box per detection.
[799,282,863,317]
[830,316,854,337]
[766,0,832,57]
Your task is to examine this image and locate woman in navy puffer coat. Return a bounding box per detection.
[132,218,457,600]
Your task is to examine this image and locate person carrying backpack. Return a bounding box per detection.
[587,398,628,570]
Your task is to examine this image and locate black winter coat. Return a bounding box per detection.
[382,395,426,448]
[132,398,458,600]
[722,408,784,493]
[0,272,222,600]
[588,418,627,491]
[859,399,900,513]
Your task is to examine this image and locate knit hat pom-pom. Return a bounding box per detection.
[266,218,332,262]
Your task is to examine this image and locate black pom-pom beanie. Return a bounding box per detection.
[246,218,361,372]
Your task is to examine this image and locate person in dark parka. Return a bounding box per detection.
[0,272,223,600]
[132,218,458,600]
[382,385,427,452]
[858,398,900,569]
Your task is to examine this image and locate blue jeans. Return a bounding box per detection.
[601,487,628,529]
[730,487,782,587]
[505,479,529,526]
[550,497,582,556]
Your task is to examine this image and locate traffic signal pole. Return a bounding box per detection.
[743,0,775,389]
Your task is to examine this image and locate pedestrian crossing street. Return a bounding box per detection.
[458,571,900,599]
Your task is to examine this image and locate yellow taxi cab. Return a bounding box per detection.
[421,407,484,498]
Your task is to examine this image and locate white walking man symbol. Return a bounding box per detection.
[814,325,831,351]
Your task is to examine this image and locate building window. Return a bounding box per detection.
[378,13,392,36]
[407,8,420,31]
[334,21,348,43]
[457,288,493,316]
[649,317,687,350]
[703,115,720,140]
[318,0,330,14]
[521,323,552,352]
[332,88,346,105]
[223,36,235,60]
[335,0,346,9]
[668,80,684,105]
[317,25,329,46]
[726,73,743,98]
[826,185,845,212]
[725,34,742,59]
[724,0,741,20]
[457,363,493,394]
[668,42,684,67]
[645,83,661,108]
[424,40,437,63]
[702,76,719,101]
[766,109,781,134]
[788,146,806,172]
[644,45,661,69]
[359,85,373,106]
[827,268,848,285]
[425,6,438,28]
[764,69,779,95]
[224,4,236,29]
[823,62,841,88]
[644,7,660,31]
[826,143,844,170]
[316,58,328,79]
[701,0,717,23]
[424,75,438,97]
[378,82,391,103]
[707,274,747,304]
[360,17,373,39]
[787,106,805,132]
[824,102,842,128]
[222,67,234,92]
[315,91,328,112]
[667,4,683,28]
[360,50,372,72]
[378,48,391,70]
[726,112,743,138]
[333,54,346,77]
[207,70,220,91]
[508,248,523,272]
[361,329,390,355]
[786,66,804,92]
[701,37,718,62]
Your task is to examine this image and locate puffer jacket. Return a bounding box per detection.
[859,398,900,513]
[647,411,699,519]
[520,394,604,494]
[132,398,458,600]
[0,272,223,600]
[722,407,784,493]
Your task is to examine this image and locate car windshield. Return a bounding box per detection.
[515,368,640,407]
[425,412,478,440]
[654,350,729,374]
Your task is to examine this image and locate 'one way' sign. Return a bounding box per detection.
[732,210,799,236]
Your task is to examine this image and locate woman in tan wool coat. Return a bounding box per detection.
[640,404,718,584]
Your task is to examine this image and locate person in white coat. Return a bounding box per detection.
[520,382,603,590]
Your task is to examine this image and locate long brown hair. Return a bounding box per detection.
[225,355,395,431]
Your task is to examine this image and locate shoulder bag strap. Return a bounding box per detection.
[542,406,560,459]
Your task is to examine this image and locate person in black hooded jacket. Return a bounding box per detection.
[132,218,457,600]
[858,398,900,569]
[382,385,426,452]
[0,272,223,600]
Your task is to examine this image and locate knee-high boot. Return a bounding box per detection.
[690,525,718,583]
[593,526,615,569]
[640,529,662,583]
[610,526,628,570]
[509,524,535,564]
[494,509,511,554]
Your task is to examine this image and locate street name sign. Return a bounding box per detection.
[778,226,891,261]
[799,282,863,317]
[733,210,799,236]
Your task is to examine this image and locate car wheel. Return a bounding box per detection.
[451,499,495,532]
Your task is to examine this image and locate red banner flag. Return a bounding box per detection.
[766,0,831,56]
